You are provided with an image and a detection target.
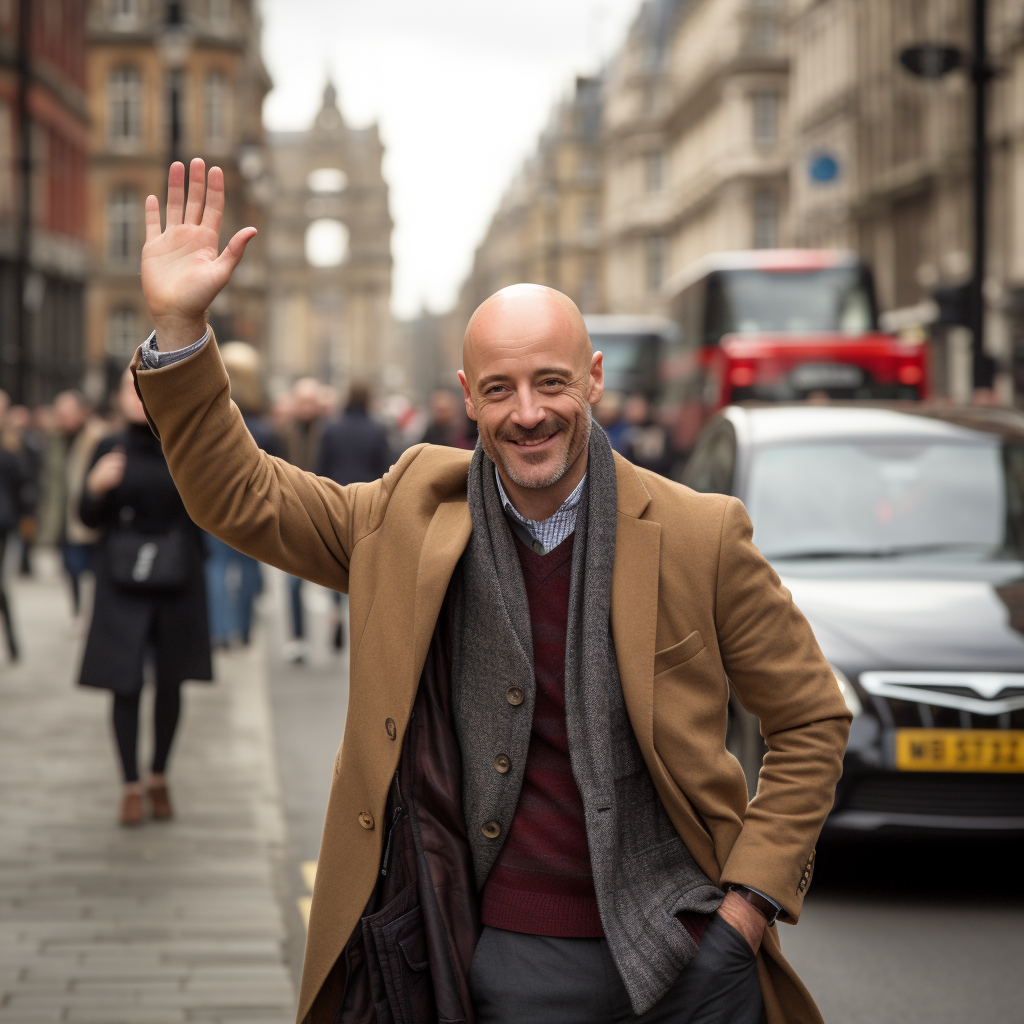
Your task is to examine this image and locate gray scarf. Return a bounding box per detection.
[452,424,722,1014]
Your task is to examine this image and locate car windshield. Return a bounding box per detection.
[707,268,876,339]
[746,439,1018,562]
[590,333,660,390]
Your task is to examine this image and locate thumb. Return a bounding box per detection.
[215,227,257,277]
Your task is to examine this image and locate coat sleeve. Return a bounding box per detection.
[131,331,419,593]
[714,496,851,922]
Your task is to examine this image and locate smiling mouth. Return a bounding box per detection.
[507,432,557,449]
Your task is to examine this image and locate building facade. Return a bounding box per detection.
[0,0,89,404]
[263,82,393,395]
[85,0,270,398]
[603,0,790,314]
[454,74,606,334]
[788,0,1024,402]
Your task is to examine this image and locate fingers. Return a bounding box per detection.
[166,161,185,225]
[215,226,257,277]
[201,165,226,238]
[184,157,207,225]
[144,195,161,243]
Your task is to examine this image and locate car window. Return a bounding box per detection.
[682,422,736,494]
[746,440,1005,560]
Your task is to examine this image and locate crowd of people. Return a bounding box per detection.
[0,347,670,823]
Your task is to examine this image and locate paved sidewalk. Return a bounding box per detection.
[0,554,296,1024]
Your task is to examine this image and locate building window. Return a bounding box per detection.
[753,192,777,249]
[645,150,665,192]
[580,198,600,235]
[108,189,139,263]
[109,0,139,24]
[209,0,230,25]
[165,69,187,154]
[204,72,230,146]
[645,236,666,293]
[107,307,139,358]
[751,17,776,52]
[752,91,778,148]
[579,153,599,182]
[108,68,142,146]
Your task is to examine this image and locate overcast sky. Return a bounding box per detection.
[258,0,646,319]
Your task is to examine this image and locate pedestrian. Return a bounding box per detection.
[315,381,391,649]
[282,376,329,662]
[2,403,44,576]
[420,387,474,448]
[77,368,212,826]
[0,392,30,661]
[38,390,108,622]
[134,160,851,1024]
[204,342,286,648]
[621,392,674,476]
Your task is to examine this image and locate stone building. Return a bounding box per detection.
[263,83,393,395]
[85,0,270,397]
[454,74,605,338]
[788,0,1024,402]
[0,0,90,403]
[603,0,790,314]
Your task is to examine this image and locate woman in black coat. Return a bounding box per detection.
[78,369,211,825]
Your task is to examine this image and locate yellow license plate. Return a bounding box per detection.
[895,729,1024,772]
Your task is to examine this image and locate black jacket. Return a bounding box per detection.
[77,424,212,694]
[315,408,391,486]
[0,447,28,533]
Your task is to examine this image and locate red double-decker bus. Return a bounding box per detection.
[660,249,929,456]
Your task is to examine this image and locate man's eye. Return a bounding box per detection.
[487,385,506,394]
[542,379,563,387]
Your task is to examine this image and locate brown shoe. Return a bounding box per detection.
[119,790,144,826]
[147,782,173,820]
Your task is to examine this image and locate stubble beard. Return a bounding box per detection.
[484,412,591,491]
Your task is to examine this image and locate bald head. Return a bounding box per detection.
[457,284,604,520]
[463,284,592,385]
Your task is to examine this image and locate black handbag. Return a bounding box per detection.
[106,529,189,591]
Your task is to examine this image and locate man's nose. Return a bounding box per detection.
[510,388,546,429]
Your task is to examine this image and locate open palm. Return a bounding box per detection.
[141,158,256,345]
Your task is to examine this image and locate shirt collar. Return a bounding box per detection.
[493,465,586,556]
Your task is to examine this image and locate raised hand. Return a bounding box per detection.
[141,158,257,352]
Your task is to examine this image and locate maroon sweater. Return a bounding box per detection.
[478,530,711,947]
[479,533,605,937]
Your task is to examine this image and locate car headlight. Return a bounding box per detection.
[831,666,862,717]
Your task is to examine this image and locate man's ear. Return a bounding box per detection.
[588,351,605,406]
[457,370,478,422]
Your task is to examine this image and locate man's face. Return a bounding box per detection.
[460,292,603,492]
[54,394,87,435]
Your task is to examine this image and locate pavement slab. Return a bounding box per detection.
[0,556,295,1024]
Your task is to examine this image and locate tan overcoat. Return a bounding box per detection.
[133,334,851,1024]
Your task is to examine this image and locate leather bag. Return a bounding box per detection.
[106,530,189,591]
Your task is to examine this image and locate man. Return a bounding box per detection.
[134,159,850,1024]
[315,382,392,650]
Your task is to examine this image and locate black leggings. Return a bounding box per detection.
[112,676,182,784]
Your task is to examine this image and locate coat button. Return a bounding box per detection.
[493,753,510,774]
[532,540,545,555]
[385,718,397,740]
[481,821,500,839]
[358,811,374,830]
[506,686,524,706]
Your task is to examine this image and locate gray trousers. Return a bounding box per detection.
[469,916,766,1024]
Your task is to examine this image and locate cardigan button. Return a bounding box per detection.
[385,718,397,740]
[493,753,510,774]
[358,811,374,830]
[506,686,524,706]
[481,821,501,839]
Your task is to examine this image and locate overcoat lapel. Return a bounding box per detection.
[408,500,473,714]
[610,455,720,878]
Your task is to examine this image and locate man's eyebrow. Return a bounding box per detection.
[477,367,573,388]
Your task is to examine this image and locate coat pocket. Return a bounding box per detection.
[654,630,705,676]
[362,881,434,1024]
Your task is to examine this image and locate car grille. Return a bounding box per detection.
[845,774,1024,818]
[858,671,1024,729]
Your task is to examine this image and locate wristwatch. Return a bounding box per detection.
[724,884,780,926]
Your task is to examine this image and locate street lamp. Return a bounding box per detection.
[899,0,996,392]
